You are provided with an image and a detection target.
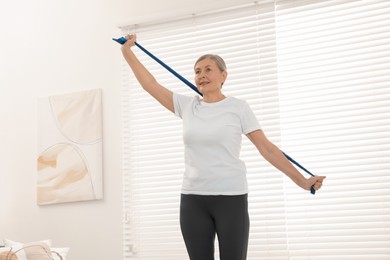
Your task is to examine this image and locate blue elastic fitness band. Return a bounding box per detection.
[113,37,202,96]
[113,36,317,195]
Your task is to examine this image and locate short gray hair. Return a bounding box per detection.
[194,54,227,72]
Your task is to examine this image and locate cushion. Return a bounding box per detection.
[3,240,52,260]
[17,242,51,260]
[0,248,18,260]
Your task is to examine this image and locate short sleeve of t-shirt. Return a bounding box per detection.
[240,101,261,134]
[173,93,194,119]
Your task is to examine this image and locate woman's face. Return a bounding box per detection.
[194,58,227,94]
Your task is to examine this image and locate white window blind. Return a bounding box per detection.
[121,1,390,259]
[274,0,390,259]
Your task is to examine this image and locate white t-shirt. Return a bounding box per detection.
[173,93,261,195]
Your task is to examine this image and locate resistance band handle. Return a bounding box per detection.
[113,37,203,96]
[114,36,317,195]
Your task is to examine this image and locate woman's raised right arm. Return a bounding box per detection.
[121,34,174,113]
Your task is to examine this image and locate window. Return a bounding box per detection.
[122,1,390,259]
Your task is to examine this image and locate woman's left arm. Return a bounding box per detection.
[246,129,326,192]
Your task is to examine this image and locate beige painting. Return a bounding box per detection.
[37,89,103,205]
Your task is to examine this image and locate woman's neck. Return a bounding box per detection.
[202,92,226,103]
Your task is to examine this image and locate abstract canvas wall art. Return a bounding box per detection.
[37,89,103,205]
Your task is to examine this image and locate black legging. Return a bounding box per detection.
[180,194,250,260]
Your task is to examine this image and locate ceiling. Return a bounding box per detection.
[113,0,256,27]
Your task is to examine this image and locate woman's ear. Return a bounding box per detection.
[221,71,228,86]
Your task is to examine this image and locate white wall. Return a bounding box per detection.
[0,0,252,259]
[0,0,123,259]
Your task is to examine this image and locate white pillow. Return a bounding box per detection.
[51,247,70,260]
